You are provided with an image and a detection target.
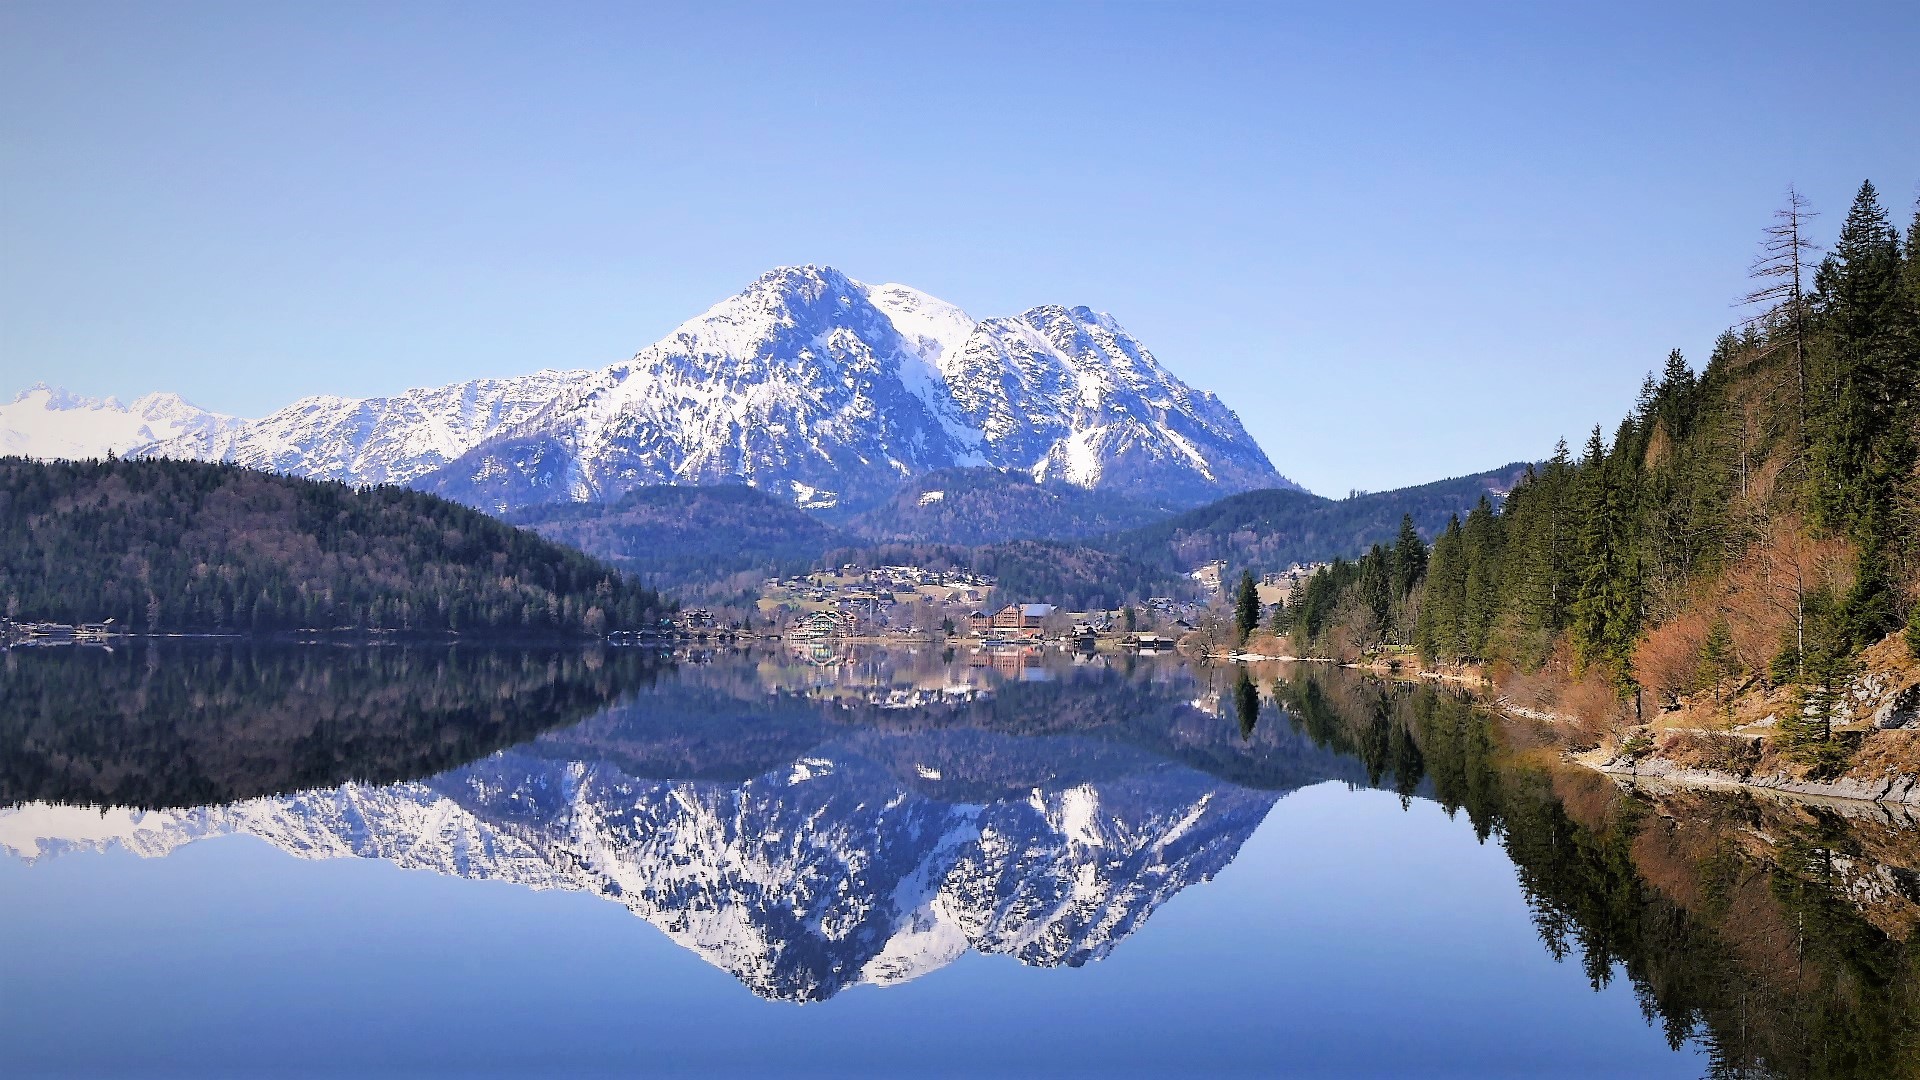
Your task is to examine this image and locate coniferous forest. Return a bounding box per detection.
[1274,181,1920,762]
[0,456,671,635]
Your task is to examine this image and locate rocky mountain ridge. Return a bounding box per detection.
[111,266,1291,510]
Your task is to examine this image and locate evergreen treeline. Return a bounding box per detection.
[0,457,671,635]
[1274,181,1919,756]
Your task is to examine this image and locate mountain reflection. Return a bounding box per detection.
[5,645,1920,1074]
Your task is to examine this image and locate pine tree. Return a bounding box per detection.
[1391,514,1427,598]
[1358,544,1392,639]
[1699,618,1735,705]
[1742,185,1820,460]
[1570,426,1639,687]
[1784,593,1854,775]
[1233,570,1260,643]
[1656,348,1698,437]
[1417,516,1467,662]
[1808,181,1912,548]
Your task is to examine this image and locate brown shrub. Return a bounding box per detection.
[1635,608,1711,709]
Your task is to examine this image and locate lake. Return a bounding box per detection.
[2,642,1914,1078]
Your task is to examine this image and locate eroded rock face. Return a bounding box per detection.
[1875,684,1920,730]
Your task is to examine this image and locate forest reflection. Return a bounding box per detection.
[0,642,666,808]
[2,643,1918,1074]
[1268,666,1920,1079]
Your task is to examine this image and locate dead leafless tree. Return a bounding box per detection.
[1740,185,1820,461]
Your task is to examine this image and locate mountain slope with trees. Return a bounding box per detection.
[0,457,670,635]
[833,467,1178,545]
[1273,180,1920,776]
[1096,463,1530,574]
[506,483,851,595]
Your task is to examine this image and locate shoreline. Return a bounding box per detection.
[1219,646,1920,811]
[1570,744,1920,808]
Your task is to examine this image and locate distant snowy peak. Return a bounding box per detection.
[0,383,246,461]
[939,304,1293,502]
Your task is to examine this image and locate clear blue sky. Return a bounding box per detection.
[3,2,1916,495]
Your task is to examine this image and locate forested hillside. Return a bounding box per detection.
[836,468,1176,545]
[0,457,670,635]
[1097,463,1529,573]
[483,461,1526,609]
[507,483,849,597]
[499,476,1189,608]
[1276,181,1919,767]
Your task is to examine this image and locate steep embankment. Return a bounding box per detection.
[1566,634,1920,804]
[1271,180,1920,795]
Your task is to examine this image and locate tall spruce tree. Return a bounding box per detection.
[1570,426,1640,687]
[1742,185,1819,458]
[1234,570,1260,643]
[1809,181,1911,547]
[1417,516,1468,662]
[1391,514,1427,598]
[1460,497,1504,659]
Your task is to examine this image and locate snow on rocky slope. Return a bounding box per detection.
[133,266,1294,510]
[0,746,1277,1002]
[136,370,588,488]
[0,383,246,461]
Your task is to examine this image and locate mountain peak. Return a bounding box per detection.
[9,381,54,404]
[743,263,864,301]
[120,267,1294,510]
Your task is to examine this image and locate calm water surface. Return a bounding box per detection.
[1,643,1913,1078]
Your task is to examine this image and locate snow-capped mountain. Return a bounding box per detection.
[138,266,1295,510]
[0,383,246,461]
[0,743,1278,1002]
[947,303,1286,503]
[139,370,588,488]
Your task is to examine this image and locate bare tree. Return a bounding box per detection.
[1740,186,1820,458]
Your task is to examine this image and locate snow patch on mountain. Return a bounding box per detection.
[137,370,589,487]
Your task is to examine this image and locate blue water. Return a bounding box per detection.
[0,646,1713,1077]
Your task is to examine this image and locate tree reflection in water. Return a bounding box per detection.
[1270,667,1920,1079]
